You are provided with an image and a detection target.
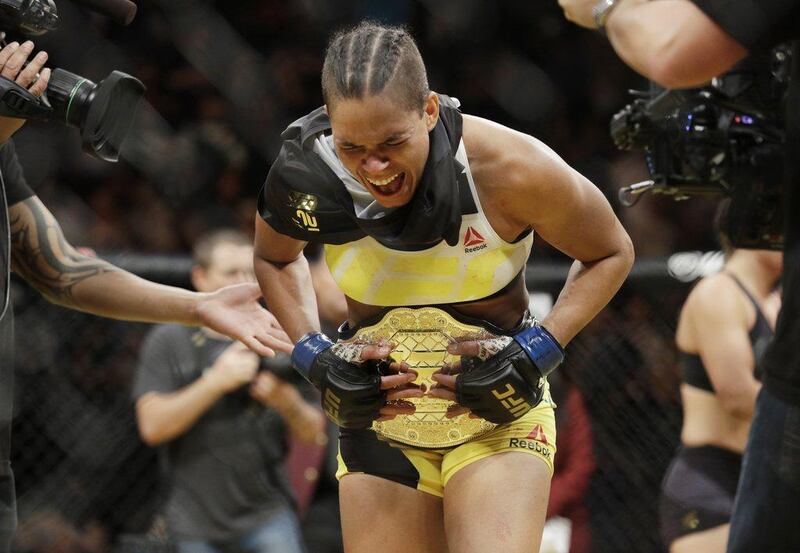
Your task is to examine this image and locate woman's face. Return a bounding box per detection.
[328,91,439,208]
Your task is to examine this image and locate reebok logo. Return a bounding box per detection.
[464,227,485,247]
[464,227,487,252]
[508,437,552,459]
[525,424,549,445]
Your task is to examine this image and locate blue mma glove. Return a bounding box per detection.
[456,324,563,424]
[292,332,384,429]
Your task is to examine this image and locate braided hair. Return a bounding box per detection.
[322,21,429,113]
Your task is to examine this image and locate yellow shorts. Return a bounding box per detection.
[336,392,556,497]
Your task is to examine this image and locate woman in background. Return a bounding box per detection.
[660,201,782,553]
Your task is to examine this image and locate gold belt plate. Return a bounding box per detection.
[344,307,499,448]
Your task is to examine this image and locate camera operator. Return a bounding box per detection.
[558,1,800,550]
[133,229,325,553]
[0,42,293,553]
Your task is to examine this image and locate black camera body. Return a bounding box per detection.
[611,46,790,250]
[0,0,143,161]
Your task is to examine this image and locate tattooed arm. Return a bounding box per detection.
[10,196,198,319]
[9,196,292,355]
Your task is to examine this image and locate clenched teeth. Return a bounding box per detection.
[366,173,401,186]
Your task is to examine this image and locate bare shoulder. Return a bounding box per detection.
[677,274,745,350]
[462,114,575,234]
[462,114,559,190]
[683,274,750,326]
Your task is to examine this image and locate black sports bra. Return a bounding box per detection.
[681,273,774,393]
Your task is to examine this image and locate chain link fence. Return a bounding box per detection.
[0,0,734,551]
[6,253,707,553]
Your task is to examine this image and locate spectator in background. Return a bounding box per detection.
[660,203,781,553]
[133,229,325,553]
[0,41,292,553]
[545,371,596,553]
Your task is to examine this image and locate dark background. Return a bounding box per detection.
[8,2,725,552]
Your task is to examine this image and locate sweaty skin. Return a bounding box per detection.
[256,92,633,344]
[254,90,633,417]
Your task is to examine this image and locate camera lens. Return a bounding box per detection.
[44,68,145,161]
[45,68,97,127]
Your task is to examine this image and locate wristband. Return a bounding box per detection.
[291,332,334,382]
[513,324,564,378]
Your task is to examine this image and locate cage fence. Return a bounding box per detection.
[7,253,704,553]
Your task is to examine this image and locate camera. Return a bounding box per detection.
[0,0,144,162]
[610,46,790,250]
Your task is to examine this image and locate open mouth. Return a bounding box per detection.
[366,172,405,197]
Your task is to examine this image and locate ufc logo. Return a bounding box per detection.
[323,389,341,420]
[492,383,531,418]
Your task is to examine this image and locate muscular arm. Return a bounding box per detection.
[534,156,633,346]
[253,216,320,342]
[605,0,747,88]
[468,117,634,346]
[309,255,348,326]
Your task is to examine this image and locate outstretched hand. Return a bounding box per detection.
[0,39,51,144]
[196,282,293,357]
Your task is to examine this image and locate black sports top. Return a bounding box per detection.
[681,273,774,393]
[257,94,472,251]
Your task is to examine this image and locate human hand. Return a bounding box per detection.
[430,326,562,424]
[0,39,51,144]
[205,341,260,394]
[250,371,328,443]
[249,369,285,406]
[376,356,424,422]
[330,339,424,422]
[196,282,293,357]
[292,336,422,428]
[431,336,540,424]
[429,336,516,419]
[558,0,601,29]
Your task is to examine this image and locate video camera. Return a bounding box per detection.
[610,45,790,250]
[0,0,144,161]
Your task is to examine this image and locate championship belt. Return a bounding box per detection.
[342,307,500,448]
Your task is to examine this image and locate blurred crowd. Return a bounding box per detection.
[14,0,721,260]
[5,1,719,552]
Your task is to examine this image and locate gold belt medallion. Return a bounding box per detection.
[343,307,499,448]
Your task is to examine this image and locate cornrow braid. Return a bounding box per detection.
[322,21,429,113]
[367,28,402,95]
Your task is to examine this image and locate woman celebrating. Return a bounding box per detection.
[255,21,633,553]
